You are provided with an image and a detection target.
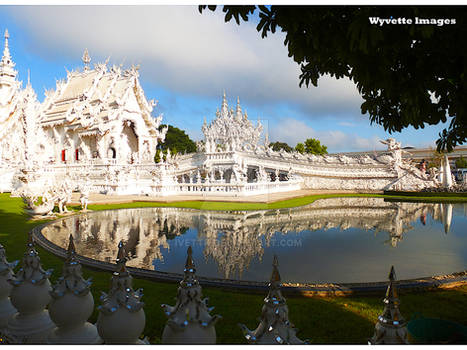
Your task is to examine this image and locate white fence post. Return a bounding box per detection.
[7,235,55,343]
[239,255,306,344]
[369,266,409,344]
[47,235,102,344]
[0,243,18,328]
[161,246,221,344]
[96,241,147,344]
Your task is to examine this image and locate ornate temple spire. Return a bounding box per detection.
[2,29,11,62]
[369,266,409,344]
[82,48,91,72]
[0,28,18,86]
[221,90,228,117]
[236,96,242,120]
[239,255,306,344]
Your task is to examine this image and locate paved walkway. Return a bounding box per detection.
[70,189,383,205]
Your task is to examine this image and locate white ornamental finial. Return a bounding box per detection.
[239,255,306,344]
[7,234,55,343]
[0,243,18,328]
[369,266,409,344]
[82,48,91,71]
[161,246,221,344]
[96,241,147,344]
[48,235,102,344]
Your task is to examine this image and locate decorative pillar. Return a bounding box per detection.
[161,246,221,344]
[47,235,102,344]
[96,241,147,344]
[369,266,409,344]
[0,243,18,328]
[239,255,306,344]
[7,235,55,343]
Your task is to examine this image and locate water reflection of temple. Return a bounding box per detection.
[40,198,463,278]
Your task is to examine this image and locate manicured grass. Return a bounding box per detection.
[79,193,467,213]
[0,193,466,344]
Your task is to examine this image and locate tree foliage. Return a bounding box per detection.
[455,156,467,169]
[304,138,328,155]
[295,142,305,154]
[157,125,197,155]
[269,141,293,152]
[199,5,467,152]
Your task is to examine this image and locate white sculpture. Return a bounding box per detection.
[47,235,102,344]
[442,154,453,189]
[21,193,55,217]
[161,246,221,344]
[0,243,18,328]
[96,241,147,344]
[7,235,55,343]
[239,255,306,344]
[369,266,409,344]
[79,188,90,211]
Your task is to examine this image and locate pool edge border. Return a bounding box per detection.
[31,213,467,297]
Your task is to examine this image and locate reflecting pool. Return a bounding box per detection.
[40,197,467,283]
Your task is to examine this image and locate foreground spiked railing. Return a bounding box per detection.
[96,241,147,344]
[47,235,102,344]
[0,243,18,328]
[369,265,409,344]
[239,255,306,344]
[7,235,55,343]
[161,246,221,344]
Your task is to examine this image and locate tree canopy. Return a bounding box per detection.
[304,138,328,155]
[199,6,467,152]
[295,142,305,154]
[157,125,197,155]
[269,141,293,152]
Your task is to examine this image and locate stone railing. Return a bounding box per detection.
[0,236,414,345]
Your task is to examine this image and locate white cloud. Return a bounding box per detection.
[270,118,384,152]
[338,121,357,127]
[8,5,363,118]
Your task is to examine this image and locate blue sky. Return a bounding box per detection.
[0,5,453,152]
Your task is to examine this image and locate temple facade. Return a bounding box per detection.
[0,29,448,198]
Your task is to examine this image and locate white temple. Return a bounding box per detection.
[0,30,447,199]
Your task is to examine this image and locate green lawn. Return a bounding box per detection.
[1,192,466,344]
[77,192,467,213]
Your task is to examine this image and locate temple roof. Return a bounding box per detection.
[40,50,162,139]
